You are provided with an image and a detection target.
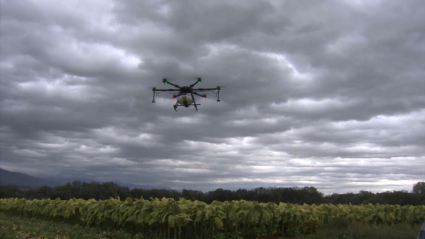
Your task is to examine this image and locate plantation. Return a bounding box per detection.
[1,197,424,239]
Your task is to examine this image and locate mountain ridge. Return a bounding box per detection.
[0,168,170,190]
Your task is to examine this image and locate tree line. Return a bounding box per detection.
[1,181,424,205]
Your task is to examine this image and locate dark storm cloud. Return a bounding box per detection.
[1,0,424,193]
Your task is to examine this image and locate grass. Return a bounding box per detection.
[0,212,421,239]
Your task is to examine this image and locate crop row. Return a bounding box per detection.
[1,198,424,238]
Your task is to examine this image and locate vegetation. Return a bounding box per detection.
[1,181,423,238]
[0,212,137,239]
[1,181,424,205]
[1,212,421,239]
[292,218,422,239]
[1,197,424,238]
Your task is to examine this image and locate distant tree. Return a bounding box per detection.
[412,182,425,205]
[413,182,425,195]
[80,182,100,200]
[149,189,180,199]
[99,182,119,199]
[2,181,424,205]
[130,188,181,200]
[117,186,131,199]
[23,188,36,199]
[0,185,23,198]
[51,183,73,200]
[182,189,205,201]
[369,190,413,205]
[35,186,52,199]
[301,186,323,204]
[205,188,234,203]
[356,190,375,204]
[233,189,252,201]
[130,189,145,199]
[324,192,357,205]
[71,181,81,188]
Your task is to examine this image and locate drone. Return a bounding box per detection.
[152,78,221,111]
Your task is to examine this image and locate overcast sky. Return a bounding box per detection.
[1,0,424,194]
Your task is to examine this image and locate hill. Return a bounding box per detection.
[0,168,61,188]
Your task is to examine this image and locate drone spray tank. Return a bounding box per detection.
[176,95,193,107]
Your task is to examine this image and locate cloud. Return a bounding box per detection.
[1,0,424,194]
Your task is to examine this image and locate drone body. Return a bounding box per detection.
[152,78,220,111]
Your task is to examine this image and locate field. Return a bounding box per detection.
[0,212,136,239]
[0,212,421,239]
[0,198,424,239]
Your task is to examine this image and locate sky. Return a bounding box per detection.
[1,0,424,194]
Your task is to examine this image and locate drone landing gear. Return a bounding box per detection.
[190,92,198,111]
[173,103,201,112]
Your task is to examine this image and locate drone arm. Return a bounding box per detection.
[173,92,184,99]
[193,86,221,102]
[162,79,181,88]
[154,89,180,92]
[192,87,217,91]
[193,92,206,98]
[166,82,180,88]
[152,88,179,103]
[189,77,202,87]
